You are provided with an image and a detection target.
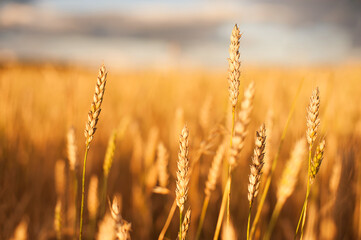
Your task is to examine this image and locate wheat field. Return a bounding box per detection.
[1,29,361,239]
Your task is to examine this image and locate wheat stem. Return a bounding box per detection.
[79,146,89,240]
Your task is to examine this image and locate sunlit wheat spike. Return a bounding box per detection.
[84,65,108,146]
[156,142,169,188]
[277,139,306,205]
[229,81,255,169]
[248,124,266,205]
[176,125,190,213]
[103,131,117,178]
[67,127,78,171]
[310,138,325,182]
[110,195,122,222]
[205,143,226,196]
[222,221,237,240]
[181,208,191,240]
[228,24,242,108]
[87,175,99,220]
[306,87,320,146]
[54,199,62,240]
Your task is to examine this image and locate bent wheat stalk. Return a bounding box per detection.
[79,65,108,240]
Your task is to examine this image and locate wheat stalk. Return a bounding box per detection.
[247,124,266,240]
[79,65,108,240]
[296,87,322,240]
[249,80,303,240]
[176,125,190,240]
[214,82,254,240]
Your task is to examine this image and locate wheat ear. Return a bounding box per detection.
[176,125,190,240]
[54,199,62,240]
[228,24,241,108]
[247,124,266,240]
[79,65,108,240]
[180,208,191,240]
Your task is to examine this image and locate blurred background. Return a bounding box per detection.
[1,1,361,240]
[1,0,361,69]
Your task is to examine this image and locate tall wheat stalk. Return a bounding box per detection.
[79,65,108,240]
[295,87,324,240]
[227,24,241,225]
[214,82,254,240]
[249,80,303,240]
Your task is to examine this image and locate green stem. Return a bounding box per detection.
[213,178,231,240]
[79,145,89,240]
[195,195,210,240]
[247,205,252,240]
[249,80,303,240]
[264,200,283,240]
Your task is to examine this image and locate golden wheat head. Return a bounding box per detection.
[176,125,190,213]
[248,124,266,205]
[84,65,108,146]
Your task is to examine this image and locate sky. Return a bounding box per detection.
[0,0,360,69]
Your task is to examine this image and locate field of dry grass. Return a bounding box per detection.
[1,55,361,239]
